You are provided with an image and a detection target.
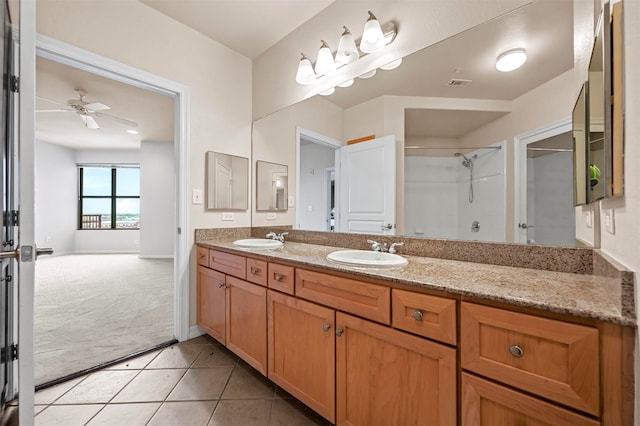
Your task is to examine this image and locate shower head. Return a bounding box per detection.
[454,152,474,167]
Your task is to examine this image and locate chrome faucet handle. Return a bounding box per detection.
[266,232,277,240]
[367,240,382,251]
[388,242,404,254]
[277,232,289,242]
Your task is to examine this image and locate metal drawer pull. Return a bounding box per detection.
[274,274,284,281]
[198,253,206,259]
[218,283,226,289]
[412,310,424,321]
[322,324,331,332]
[335,329,344,336]
[509,345,524,358]
[250,267,261,275]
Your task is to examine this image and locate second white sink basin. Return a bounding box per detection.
[233,238,283,250]
[326,249,408,268]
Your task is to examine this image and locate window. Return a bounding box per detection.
[79,166,140,229]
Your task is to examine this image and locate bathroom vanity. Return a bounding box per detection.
[195,237,634,426]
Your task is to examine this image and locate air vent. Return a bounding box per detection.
[447,78,472,87]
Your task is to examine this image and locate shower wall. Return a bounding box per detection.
[404,145,505,242]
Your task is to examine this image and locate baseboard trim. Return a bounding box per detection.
[139,255,174,259]
[188,325,205,340]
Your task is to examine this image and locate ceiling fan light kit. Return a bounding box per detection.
[294,10,399,95]
[36,89,139,131]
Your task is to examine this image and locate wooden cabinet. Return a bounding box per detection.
[246,258,267,286]
[267,263,294,295]
[267,290,335,422]
[197,266,226,343]
[197,245,209,267]
[462,373,599,426]
[461,302,600,416]
[226,276,267,375]
[209,249,246,279]
[392,289,457,345]
[336,312,457,426]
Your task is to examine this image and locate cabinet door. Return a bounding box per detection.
[462,373,599,426]
[197,266,226,344]
[336,312,456,426]
[226,276,267,375]
[267,291,336,423]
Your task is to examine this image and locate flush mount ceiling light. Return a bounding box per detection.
[380,58,402,71]
[319,87,335,96]
[360,11,386,53]
[296,53,316,84]
[314,40,336,76]
[336,26,359,65]
[496,48,527,72]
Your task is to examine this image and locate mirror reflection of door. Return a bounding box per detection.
[525,132,576,246]
[214,159,233,209]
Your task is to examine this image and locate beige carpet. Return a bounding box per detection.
[34,254,174,385]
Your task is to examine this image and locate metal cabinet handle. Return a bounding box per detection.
[274,274,284,282]
[412,310,424,321]
[509,345,524,358]
[198,253,206,259]
[250,267,261,275]
[335,329,344,336]
[322,324,331,332]
[218,283,226,289]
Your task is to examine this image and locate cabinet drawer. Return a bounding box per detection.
[197,245,209,267]
[295,269,390,324]
[462,373,599,426]
[209,249,246,279]
[392,289,456,345]
[268,263,294,295]
[461,302,600,416]
[246,258,267,287]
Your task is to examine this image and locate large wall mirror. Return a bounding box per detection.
[252,1,591,248]
[206,152,248,210]
[573,83,588,207]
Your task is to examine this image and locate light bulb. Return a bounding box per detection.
[296,53,316,84]
[337,79,354,88]
[360,11,386,53]
[314,40,336,76]
[380,58,402,70]
[336,26,359,65]
[358,69,377,79]
[319,87,335,96]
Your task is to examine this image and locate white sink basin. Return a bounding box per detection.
[233,238,283,250]
[326,249,408,268]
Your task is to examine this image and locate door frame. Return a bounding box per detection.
[514,117,571,243]
[295,127,342,230]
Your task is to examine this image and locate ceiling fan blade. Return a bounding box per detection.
[36,108,73,113]
[93,111,138,127]
[80,114,100,129]
[36,95,67,106]
[84,102,110,112]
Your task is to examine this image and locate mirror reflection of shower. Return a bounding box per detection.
[454,153,477,203]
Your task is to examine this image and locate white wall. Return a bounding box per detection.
[140,141,174,258]
[34,140,76,255]
[298,142,336,231]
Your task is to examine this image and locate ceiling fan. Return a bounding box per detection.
[36,89,138,130]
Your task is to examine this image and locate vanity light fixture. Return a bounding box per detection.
[314,40,336,76]
[380,58,402,70]
[336,26,359,65]
[337,78,354,88]
[296,53,316,85]
[496,48,527,72]
[360,11,386,53]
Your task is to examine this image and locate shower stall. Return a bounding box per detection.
[404,143,506,242]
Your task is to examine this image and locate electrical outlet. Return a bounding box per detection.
[307,205,313,212]
[221,212,234,221]
[584,211,592,228]
[605,209,615,234]
[288,196,295,207]
[192,189,203,205]
[266,213,276,220]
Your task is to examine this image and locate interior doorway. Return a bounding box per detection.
[31,36,189,387]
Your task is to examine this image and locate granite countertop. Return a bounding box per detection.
[198,238,635,327]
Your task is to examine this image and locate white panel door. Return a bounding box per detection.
[337,135,395,235]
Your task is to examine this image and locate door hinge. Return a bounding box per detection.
[0,344,18,363]
[10,76,18,93]
[3,210,18,226]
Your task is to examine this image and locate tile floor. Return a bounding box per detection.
[10,335,331,426]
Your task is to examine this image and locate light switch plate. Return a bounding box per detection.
[584,211,592,228]
[221,212,234,221]
[288,196,295,207]
[192,189,203,205]
[605,209,615,234]
[266,213,276,220]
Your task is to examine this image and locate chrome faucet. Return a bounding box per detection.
[266,232,289,243]
[367,240,404,253]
